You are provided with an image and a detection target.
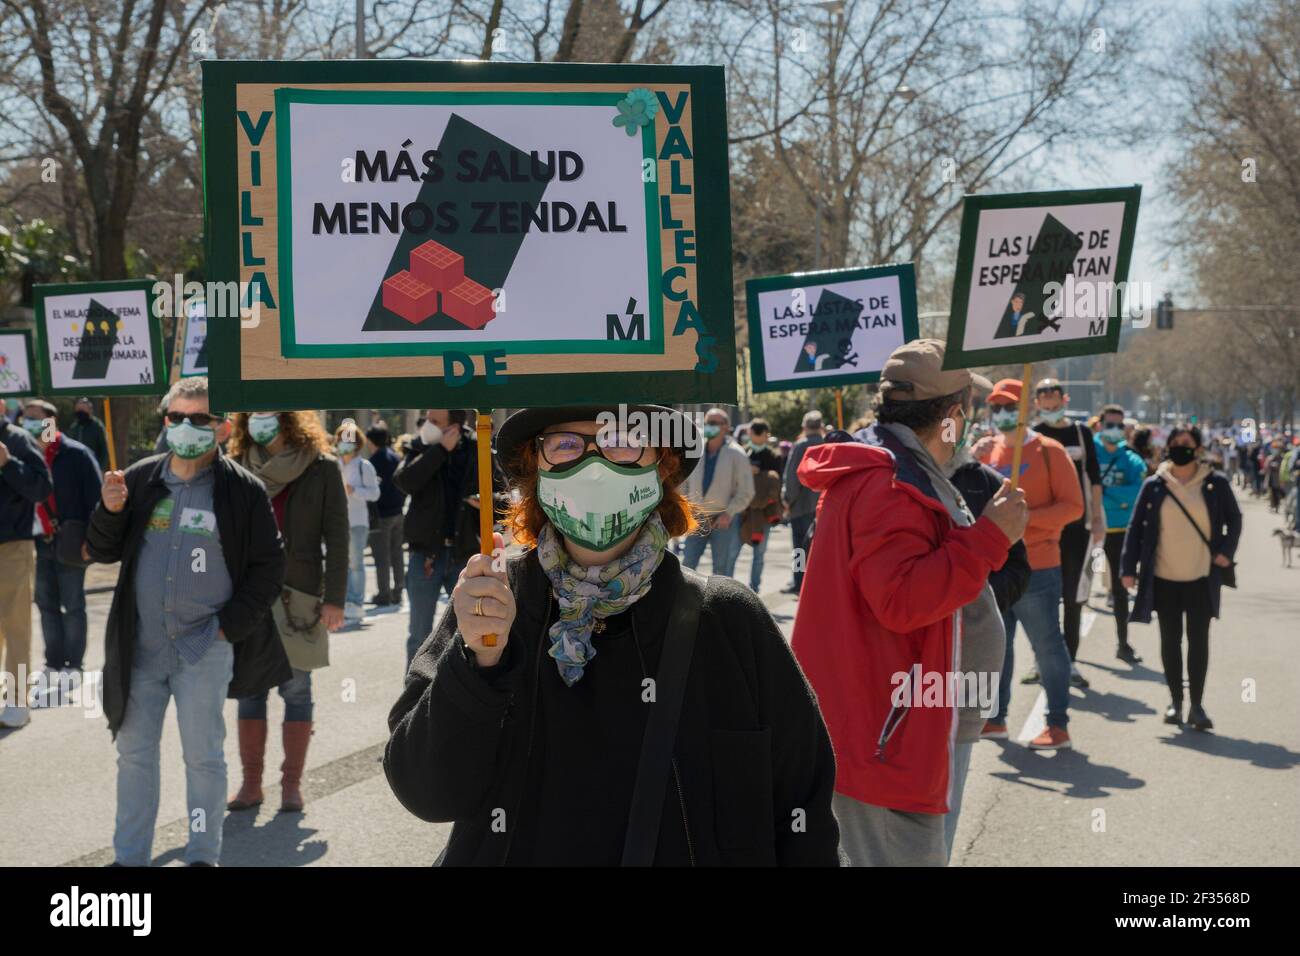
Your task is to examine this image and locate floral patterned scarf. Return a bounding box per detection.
[536,512,669,686]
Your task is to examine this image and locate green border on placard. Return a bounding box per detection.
[32,280,168,397]
[0,328,37,398]
[745,264,919,394]
[273,87,663,359]
[942,185,1142,370]
[202,59,735,412]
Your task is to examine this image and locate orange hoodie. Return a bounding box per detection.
[979,430,1083,569]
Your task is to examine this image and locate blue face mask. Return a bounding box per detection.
[701,424,721,439]
[337,441,357,455]
[1039,407,1066,425]
[21,417,47,439]
[1101,426,1126,444]
[166,420,216,459]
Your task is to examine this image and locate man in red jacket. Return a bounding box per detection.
[792,339,1028,866]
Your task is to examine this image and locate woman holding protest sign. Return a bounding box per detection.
[384,405,839,865]
[227,411,349,812]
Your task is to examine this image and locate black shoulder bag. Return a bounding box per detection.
[1162,478,1237,589]
[621,566,705,867]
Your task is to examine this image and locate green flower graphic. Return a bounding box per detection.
[612,88,659,136]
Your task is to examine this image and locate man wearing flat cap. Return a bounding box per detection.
[791,339,1028,866]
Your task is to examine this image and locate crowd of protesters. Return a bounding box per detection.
[0,353,1288,866]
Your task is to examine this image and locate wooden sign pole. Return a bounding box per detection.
[1006,361,1033,491]
[103,397,118,472]
[834,387,844,430]
[476,408,497,647]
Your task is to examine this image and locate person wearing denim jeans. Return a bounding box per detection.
[237,667,312,723]
[739,446,782,592]
[989,568,1073,733]
[35,539,88,670]
[405,544,464,666]
[21,403,101,686]
[86,378,290,865]
[228,410,349,814]
[681,409,754,580]
[977,378,1083,750]
[115,638,234,866]
[335,425,380,621]
[681,516,741,576]
[394,410,490,668]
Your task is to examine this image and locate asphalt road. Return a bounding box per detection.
[1,492,1295,866]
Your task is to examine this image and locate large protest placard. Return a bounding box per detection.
[942,186,1141,370]
[202,60,734,411]
[32,280,167,396]
[745,264,918,393]
[0,329,36,398]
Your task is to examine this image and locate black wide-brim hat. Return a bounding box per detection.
[495,405,701,483]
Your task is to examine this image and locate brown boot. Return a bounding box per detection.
[226,719,268,811]
[279,720,313,812]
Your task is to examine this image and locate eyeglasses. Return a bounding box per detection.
[536,430,656,467]
[164,411,220,428]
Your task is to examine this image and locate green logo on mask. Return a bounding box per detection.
[537,456,662,551]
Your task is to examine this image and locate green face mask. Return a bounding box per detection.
[991,409,1020,432]
[166,420,216,459]
[953,409,973,453]
[249,413,281,445]
[537,455,662,552]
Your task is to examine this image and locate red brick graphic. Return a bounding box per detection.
[443,278,495,330]
[410,240,464,291]
[382,271,438,325]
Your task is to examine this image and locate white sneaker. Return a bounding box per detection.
[0,705,32,729]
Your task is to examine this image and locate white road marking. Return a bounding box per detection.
[1015,607,1097,742]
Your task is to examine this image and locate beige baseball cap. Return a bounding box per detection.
[879,339,992,400]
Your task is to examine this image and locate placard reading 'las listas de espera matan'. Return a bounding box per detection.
[943,186,1142,370]
[201,60,735,411]
[746,264,918,393]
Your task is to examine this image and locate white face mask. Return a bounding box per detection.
[1038,407,1066,425]
[419,420,443,446]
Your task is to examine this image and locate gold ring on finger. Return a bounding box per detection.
[474,596,484,616]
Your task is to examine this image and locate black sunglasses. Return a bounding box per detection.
[164,411,221,428]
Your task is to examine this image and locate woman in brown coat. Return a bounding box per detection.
[226,411,350,812]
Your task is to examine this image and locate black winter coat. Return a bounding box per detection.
[384,549,840,866]
[86,452,291,736]
[393,432,507,562]
[950,459,1033,612]
[0,422,52,542]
